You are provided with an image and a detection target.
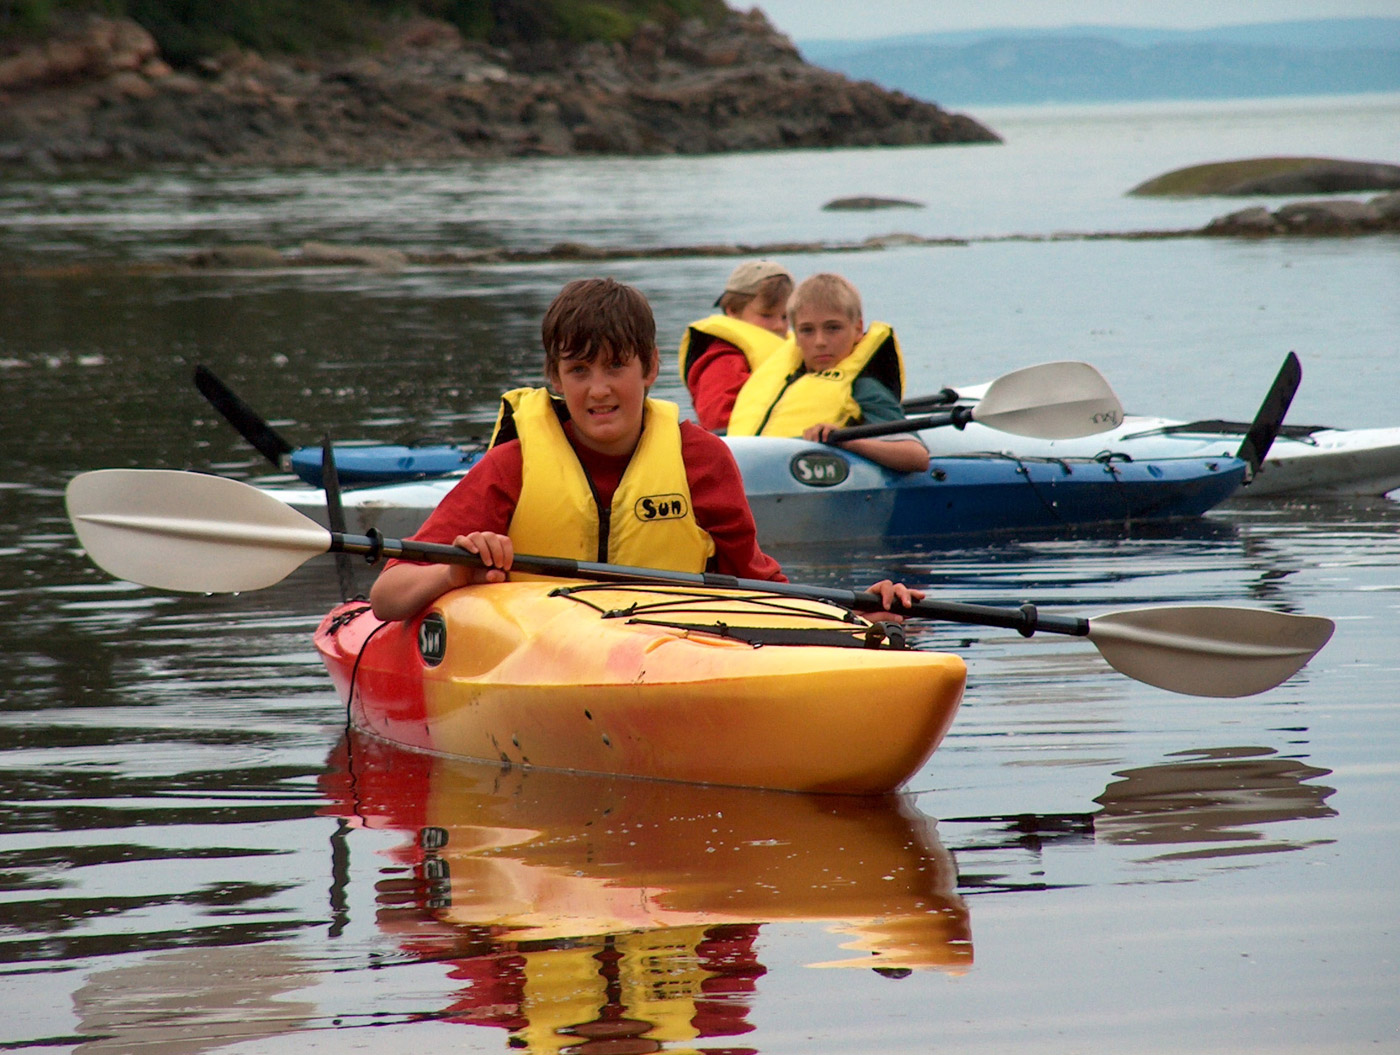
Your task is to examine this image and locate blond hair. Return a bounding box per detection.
[788,272,862,323]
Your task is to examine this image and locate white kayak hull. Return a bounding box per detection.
[930,416,1400,498]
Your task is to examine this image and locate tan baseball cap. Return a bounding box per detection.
[714,259,793,305]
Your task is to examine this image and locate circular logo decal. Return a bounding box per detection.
[789,451,850,488]
[418,612,447,666]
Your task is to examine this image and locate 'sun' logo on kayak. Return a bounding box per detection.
[635,494,688,520]
[418,612,447,666]
[790,452,850,488]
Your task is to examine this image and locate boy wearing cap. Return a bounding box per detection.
[727,273,930,473]
[678,260,794,432]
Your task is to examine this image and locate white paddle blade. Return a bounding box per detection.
[66,469,332,593]
[1088,606,1335,698]
[974,361,1124,439]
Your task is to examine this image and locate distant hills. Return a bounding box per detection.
[798,19,1400,105]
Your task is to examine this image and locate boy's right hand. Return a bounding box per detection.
[453,532,513,585]
[862,579,925,623]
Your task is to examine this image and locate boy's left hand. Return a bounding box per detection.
[863,579,924,623]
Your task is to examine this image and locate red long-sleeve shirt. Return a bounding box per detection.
[684,341,752,433]
[398,420,785,582]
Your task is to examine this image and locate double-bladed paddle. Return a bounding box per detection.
[65,469,1333,699]
[828,360,1123,443]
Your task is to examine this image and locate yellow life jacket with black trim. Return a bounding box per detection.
[677,315,788,384]
[488,388,716,573]
[726,321,905,437]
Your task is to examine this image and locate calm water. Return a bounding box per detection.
[2,95,1399,1053]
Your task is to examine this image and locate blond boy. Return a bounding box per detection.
[727,273,930,473]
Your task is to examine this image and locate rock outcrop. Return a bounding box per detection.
[1221,161,1400,196]
[1205,191,1400,235]
[0,12,999,172]
[1131,156,1400,196]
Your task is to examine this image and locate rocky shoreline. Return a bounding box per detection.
[4,13,1395,253]
[0,12,999,172]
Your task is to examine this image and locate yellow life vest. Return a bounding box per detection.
[726,321,905,437]
[489,388,716,572]
[677,315,788,384]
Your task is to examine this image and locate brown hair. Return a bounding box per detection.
[788,272,862,324]
[541,278,658,381]
[718,272,795,316]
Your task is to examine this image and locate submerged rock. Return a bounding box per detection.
[185,245,287,268]
[823,196,926,211]
[299,242,409,269]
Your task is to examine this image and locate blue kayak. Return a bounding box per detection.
[287,443,477,487]
[728,437,1245,544]
[262,435,1247,544]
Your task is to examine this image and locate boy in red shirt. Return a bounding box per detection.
[371,278,919,621]
[679,260,794,432]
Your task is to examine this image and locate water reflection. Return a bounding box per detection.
[321,734,972,1049]
[1093,746,1337,859]
[70,945,315,1055]
[946,745,1336,891]
[0,269,552,492]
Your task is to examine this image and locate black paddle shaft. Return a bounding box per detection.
[321,436,359,602]
[194,365,295,468]
[901,388,962,414]
[828,406,973,443]
[328,530,1091,639]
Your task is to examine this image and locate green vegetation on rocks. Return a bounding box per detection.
[1,0,729,65]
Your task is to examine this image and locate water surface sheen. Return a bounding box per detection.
[2,96,1397,1053]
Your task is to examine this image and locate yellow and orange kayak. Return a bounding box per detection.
[315,579,966,794]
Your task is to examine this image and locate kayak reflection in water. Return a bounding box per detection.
[944,745,1337,892]
[318,733,973,1049]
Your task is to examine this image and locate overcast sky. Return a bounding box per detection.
[750,1,1400,41]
